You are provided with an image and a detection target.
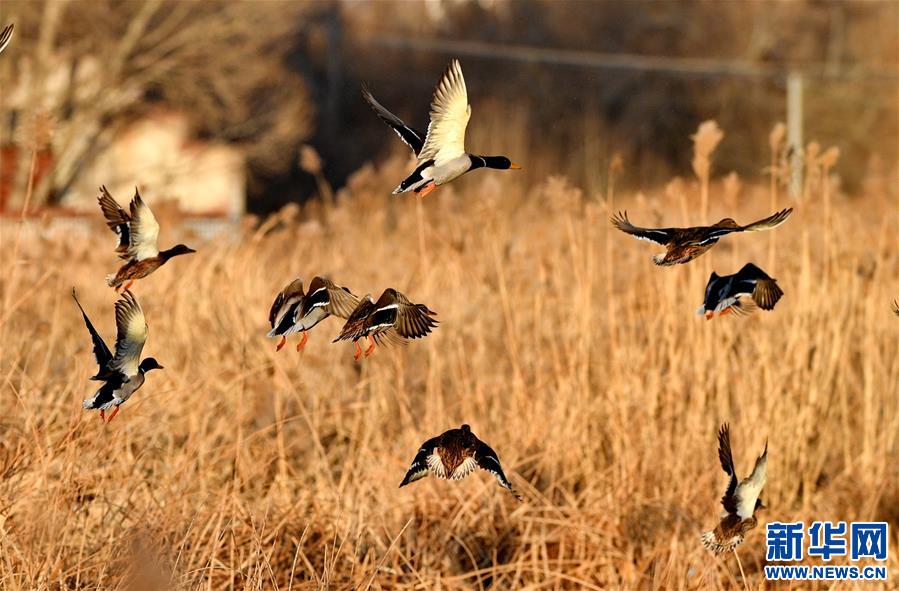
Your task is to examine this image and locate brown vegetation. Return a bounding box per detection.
[1,127,897,588]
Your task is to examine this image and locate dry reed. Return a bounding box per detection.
[0,143,897,590]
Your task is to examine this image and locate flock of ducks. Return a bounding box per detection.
[35,51,887,561]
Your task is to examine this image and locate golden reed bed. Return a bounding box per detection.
[1,152,897,589]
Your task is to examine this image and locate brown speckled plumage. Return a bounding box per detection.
[611,208,793,266]
[399,424,521,500]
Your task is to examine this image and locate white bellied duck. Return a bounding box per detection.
[98,186,195,291]
[363,59,520,198]
[73,288,162,423]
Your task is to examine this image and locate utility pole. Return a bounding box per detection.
[787,71,804,199]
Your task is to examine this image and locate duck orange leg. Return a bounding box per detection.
[296,332,309,352]
[364,335,376,358]
[106,406,121,423]
[353,340,363,361]
[121,279,135,292]
[417,183,437,198]
[275,336,286,351]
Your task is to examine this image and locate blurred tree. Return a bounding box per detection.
[0,0,315,208]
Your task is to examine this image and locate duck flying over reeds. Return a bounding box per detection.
[0,24,13,55]
[333,288,438,360]
[698,263,784,319]
[611,208,793,266]
[701,423,768,555]
[98,186,195,291]
[363,59,520,198]
[267,276,359,352]
[400,424,521,500]
[73,289,162,423]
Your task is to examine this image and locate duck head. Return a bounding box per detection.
[471,156,521,171]
[160,244,196,260]
[139,357,164,373]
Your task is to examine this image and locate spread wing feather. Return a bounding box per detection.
[717,424,739,514]
[97,186,132,259]
[0,24,12,55]
[71,288,114,377]
[610,211,675,245]
[735,441,767,519]
[110,291,148,376]
[418,60,470,165]
[475,440,521,500]
[399,436,440,487]
[362,85,425,155]
[126,189,160,261]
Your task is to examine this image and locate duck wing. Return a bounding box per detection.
[717,423,739,515]
[301,276,360,320]
[734,441,767,519]
[475,439,521,500]
[418,60,471,166]
[71,288,114,378]
[126,189,160,261]
[399,435,441,487]
[110,291,148,376]
[362,85,425,156]
[610,211,676,245]
[97,186,133,260]
[0,24,12,55]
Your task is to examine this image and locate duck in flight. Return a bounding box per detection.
[611,208,793,266]
[400,424,521,500]
[698,263,784,319]
[73,289,163,423]
[333,288,438,360]
[98,186,195,291]
[267,276,359,352]
[701,423,768,554]
[363,59,520,197]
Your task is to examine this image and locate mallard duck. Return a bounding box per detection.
[698,263,784,319]
[611,208,793,266]
[399,424,521,500]
[267,276,359,352]
[73,288,162,423]
[701,423,767,555]
[333,288,438,360]
[0,24,13,55]
[98,186,196,291]
[363,59,520,197]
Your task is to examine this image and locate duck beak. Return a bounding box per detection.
[510,163,522,170]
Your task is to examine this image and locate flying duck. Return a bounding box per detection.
[611,208,793,266]
[73,288,163,423]
[333,288,438,360]
[698,263,784,319]
[701,423,768,554]
[0,24,12,55]
[98,186,196,291]
[399,424,521,500]
[363,59,520,197]
[267,276,359,351]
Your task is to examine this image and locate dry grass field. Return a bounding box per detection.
[1,146,898,589]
